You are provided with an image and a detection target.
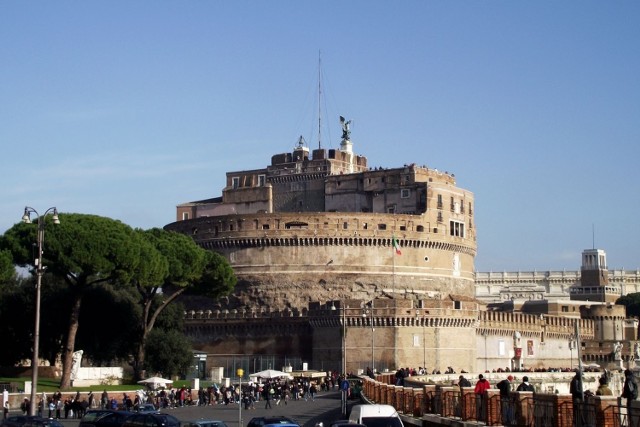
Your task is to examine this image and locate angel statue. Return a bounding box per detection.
[340,116,352,140]
[613,342,623,361]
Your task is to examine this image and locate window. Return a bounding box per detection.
[378,224,387,231]
[401,189,410,198]
[413,335,420,347]
[562,306,569,312]
[437,194,443,209]
[182,212,189,220]
[232,177,239,189]
[258,174,266,186]
[387,205,396,214]
[449,220,465,237]
[343,222,348,230]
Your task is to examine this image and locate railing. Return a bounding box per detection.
[363,376,638,427]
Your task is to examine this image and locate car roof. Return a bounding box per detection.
[183,421,227,427]
[262,424,299,427]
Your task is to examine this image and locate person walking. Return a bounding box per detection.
[263,386,272,409]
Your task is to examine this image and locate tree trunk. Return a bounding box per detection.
[133,326,150,382]
[132,287,186,382]
[59,291,83,389]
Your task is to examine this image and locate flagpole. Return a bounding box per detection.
[392,241,396,300]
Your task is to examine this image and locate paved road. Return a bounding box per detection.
[54,391,357,427]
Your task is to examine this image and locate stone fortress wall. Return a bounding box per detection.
[167,210,477,309]
[183,298,595,374]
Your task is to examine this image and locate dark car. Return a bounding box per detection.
[79,410,135,427]
[134,404,159,414]
[247,417,297,427]
[1,416,38,427]
[183,420,228,427]
[2,417,63,427]
[122,413,180,427]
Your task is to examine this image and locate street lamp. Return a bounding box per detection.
[416,310,426,370]
[363,303,375,373]
[236,368,243,427]
[22,206,59,416]
[331,302,346,375]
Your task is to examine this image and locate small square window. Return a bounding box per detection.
[401,189,410,198]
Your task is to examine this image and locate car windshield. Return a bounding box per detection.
[361,418,403,427]
[82,411,113,422]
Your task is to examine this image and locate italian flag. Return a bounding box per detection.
[392,236,402,255]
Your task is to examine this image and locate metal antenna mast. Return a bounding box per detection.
[318,50,322,150]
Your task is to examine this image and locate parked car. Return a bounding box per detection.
[121,413,180,427]
[22,419,63,427]
[1,416,38,427]
[1,417,63,427]
[348,404,403,427]
[246,417,297,427]
[262,424,300,427]
[79,410,135,427]
[329,422,367,427]
[182,420,228,427]
[134,404,159,414]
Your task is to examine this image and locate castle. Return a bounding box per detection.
[165,119,637,376]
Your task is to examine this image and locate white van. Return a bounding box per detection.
[348,404,404,427]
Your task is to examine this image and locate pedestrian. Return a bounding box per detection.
[622,369,638,422]
[516,376,535,392]
[458,375,471,389]
[474,374,490,422]
[3,401,9,420]
[497,375,514,425]
[596,377,613,396]
[264,386,272,409]
[20,398,29,415]
[309,383,317,401]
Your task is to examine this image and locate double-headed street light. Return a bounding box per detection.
[363,303,375,374]
[22,206,59,416]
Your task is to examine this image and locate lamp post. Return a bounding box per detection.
[237,368,243,427]
[363,303,375,373]
[22,206,59,416]
[569,335,575,369]
[330,302,347,375]
[416,310,426,370]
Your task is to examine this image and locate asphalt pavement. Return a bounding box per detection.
[52,390,355,427]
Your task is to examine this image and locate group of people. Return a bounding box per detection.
[15,390,92,419]
[455,373,536,424]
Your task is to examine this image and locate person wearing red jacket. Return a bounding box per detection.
[474,374,491,421]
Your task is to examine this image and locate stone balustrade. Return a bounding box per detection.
[361,374,640,427]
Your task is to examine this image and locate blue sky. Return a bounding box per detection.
[1,2,639,272]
